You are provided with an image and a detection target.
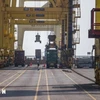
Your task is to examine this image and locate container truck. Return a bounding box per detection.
[45,34,58,68]
[14,50,25,67]
[46,49,58,68]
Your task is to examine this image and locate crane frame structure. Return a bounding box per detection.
[0,0,80,70]
[89,0,100,84]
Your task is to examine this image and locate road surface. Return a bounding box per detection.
[0,65,100,100]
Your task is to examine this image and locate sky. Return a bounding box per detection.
[76,0,95,56]
[23,31,49,57]
[18,0,95,56]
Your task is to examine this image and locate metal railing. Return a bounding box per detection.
[73,27,80,44]
[73,0,81,18]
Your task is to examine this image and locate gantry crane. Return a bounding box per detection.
[60,0,81,67]
[0,0,80,68]
[89,0,100,84]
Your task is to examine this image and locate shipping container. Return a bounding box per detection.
[35,49,41,59]
[14,50,25,67]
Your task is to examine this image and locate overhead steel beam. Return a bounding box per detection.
[18,25,54,31]
[4,7,68,13]
[61,0,69,8]
[24,0,48,1]
[6,13,65,19]
[49,0,56,7]
[13,20,61,25]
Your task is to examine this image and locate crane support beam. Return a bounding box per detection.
[5,0,10,6]
[13,20,61,25]
[0,8,3,48]
[94,0,100,84]
[3,20,9,49]
[9,19,14,51]
[95,1,100,56]
[4,7,67,13]
[24,0,48,1]
[49,0,56,7]
[17,27,24,50]
[68,0,73,48]
[12,0,16,7]
[7,0,11,7]
[19,25,54,31]
[5,13,65,19]
[73,4,80,8]
[88,0,100,84]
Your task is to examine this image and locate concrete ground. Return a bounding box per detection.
[0,65,100,100]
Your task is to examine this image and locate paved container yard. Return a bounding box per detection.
[0,65,100,100]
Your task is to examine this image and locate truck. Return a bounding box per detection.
[14,50,25,67]
[45,49,58,68]
[35,49,41,59]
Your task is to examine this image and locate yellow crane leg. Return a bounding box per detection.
[3,1,11,58]
[95,0,100,84]
[0,1,5,64]
[8,0,16,57]
[0,8,3,49]
[3,22,9,57]
[9,19,15,57]
[7,0,11,7]
[2,0,12,62]
[12,0,16,7]
[5,0,10,7]
[0,0,10,66]
[0,12,4,64]
[6,0,16,57]
[65,14,68,48]
[54,25,61,58]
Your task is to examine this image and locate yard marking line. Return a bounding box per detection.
[62,71,96,100]
[0,67,27,85]
[0,70,22,85]
[51,71,54,76]
[45,69,50,100]
[6,72,12,76]
[2,69,27,90]
[51,71,55,79]
[0,67,15,76]
[34,70,42,100]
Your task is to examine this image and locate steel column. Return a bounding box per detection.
[12,0,16,7]
[61,20,65,48]
[94,0,100,84]
[0,1,4,49]
[17,0,25,50]
[95,0,100,56]
[9,19,14,51]
[68,0,73,48]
